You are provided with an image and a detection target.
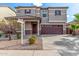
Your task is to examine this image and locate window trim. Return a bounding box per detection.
[42,14,47,17]
[55,10,61,16]
[25,9,31,14]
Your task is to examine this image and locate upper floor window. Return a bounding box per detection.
[42,14,47,17]
[25,9,31,14]
[55,10,61,16]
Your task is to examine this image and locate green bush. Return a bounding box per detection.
[0,34,2,37]
[29,35,37,45]
[16,32,21,39]
[0,31,4,37]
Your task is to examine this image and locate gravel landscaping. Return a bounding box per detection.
[0,35,79,56]
[0,38,43,50]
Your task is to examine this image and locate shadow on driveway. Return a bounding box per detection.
[54,37,79,56]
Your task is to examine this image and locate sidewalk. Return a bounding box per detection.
[0,50,60,56]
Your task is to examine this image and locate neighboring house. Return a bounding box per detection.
[0,6,16,31]
[0,6,16,19]
[0,6,16,39]
[5,6,68,35]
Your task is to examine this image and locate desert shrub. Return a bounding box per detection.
[29,35,37,45]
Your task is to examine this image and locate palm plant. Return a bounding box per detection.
[68,14,79,36]
[69,24,79,36]
[74,13,79,21]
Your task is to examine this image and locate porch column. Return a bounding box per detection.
[37,20,40,35]
[24,21,25,36]
[17,19,24,44]
[21,21,24,44]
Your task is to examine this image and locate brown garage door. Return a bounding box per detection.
[41,25,63,34]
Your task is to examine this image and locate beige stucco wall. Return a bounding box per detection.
[48,8,67,23]
[25,22,32,30]
[35,8,40,17]
[16,8,36,16]
[41,9,48,23]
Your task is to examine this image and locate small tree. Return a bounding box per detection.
[0,24,16,40]
[5,25,16,40]
[0,20,16,40]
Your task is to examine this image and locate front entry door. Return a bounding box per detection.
[32,23,37,34]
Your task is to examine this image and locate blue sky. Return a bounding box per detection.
[0,3,79,22]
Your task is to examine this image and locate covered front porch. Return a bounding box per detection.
[24,20,40,35]
[5,15,41,36]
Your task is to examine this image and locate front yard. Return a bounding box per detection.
[0,39,43,50]
[0,34,79,56]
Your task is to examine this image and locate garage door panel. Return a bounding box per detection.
[41,25,63,34]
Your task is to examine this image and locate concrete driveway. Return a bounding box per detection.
[42,35,65,50]
[42,35,79,56]
[0,34,79,56]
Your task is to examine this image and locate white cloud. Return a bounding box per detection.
[33,3,42,6]
[67,15,75,18]
[71,16,75,19]
[0,0,79,3]
[67,15,70,17]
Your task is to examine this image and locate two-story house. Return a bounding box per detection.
[5,6,68,35]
